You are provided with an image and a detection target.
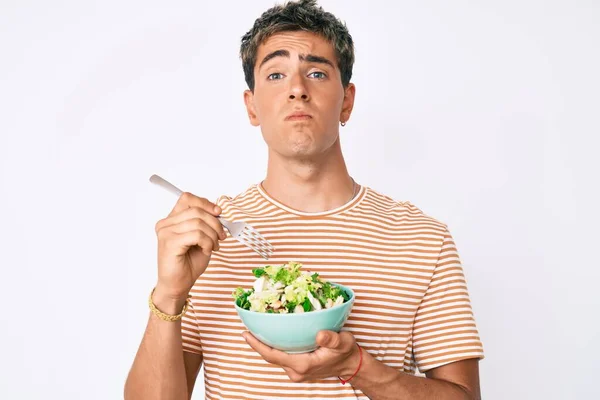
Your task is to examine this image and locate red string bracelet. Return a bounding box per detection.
[338,344,362,385]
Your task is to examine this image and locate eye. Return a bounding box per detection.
[267,73,284,80]
[308,71,327,79]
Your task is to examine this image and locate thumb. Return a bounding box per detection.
[316,330,341,349]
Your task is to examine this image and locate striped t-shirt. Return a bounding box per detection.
[182,183,484,400]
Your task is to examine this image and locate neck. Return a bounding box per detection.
[261,138,357,213]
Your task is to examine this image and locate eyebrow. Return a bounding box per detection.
[258,49,335,69]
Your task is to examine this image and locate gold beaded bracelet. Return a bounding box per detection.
[148,288,191,322]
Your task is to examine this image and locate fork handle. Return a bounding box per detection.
[150,174,228,226]
[150,174,183,197]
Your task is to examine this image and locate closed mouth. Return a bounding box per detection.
[285,112,312,121]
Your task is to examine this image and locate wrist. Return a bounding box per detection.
[152,286,189,315]
[339,343,363,383]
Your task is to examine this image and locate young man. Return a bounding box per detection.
[125,1,484,399]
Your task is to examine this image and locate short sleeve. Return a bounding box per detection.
[181,299,203,355]
[412,229,484,372]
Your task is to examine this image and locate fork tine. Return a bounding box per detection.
[243,226,270,243]
[239,228,274,260]
[239,237,271,259]
[240,230,273,252]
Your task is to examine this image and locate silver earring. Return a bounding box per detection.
[340,121,346,127]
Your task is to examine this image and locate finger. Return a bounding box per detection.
[157,207,226,239]
[173,230,217,257]
[283,367,305,383]
[168,219,221,251]
[242,331,291,367]
[169,192,221,217]
[282,366,295,375]
[316,330,342,349]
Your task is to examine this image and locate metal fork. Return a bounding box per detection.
[149,174,274,260]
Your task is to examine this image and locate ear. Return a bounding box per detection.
[339,83,356,124]
[243,89,260,127]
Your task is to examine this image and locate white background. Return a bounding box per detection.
[1,1,599,399]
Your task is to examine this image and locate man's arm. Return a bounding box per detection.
[124,293,203,400]
[349,349,480,400]
[244,330,481,400]
[125,192,226,400]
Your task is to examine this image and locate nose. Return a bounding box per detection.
[288,75,310,101]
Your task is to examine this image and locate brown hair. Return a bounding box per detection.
[240,0,355,91]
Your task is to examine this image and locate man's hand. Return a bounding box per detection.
[153,192,227,309]
[242,330,361,382]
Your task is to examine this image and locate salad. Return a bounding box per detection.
[232,262,351,314]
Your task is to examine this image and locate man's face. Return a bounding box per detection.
[244,31,355,159]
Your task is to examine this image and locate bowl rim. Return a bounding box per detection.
[233,282,355,317]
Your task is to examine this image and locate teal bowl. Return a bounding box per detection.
[234,283,355,353]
